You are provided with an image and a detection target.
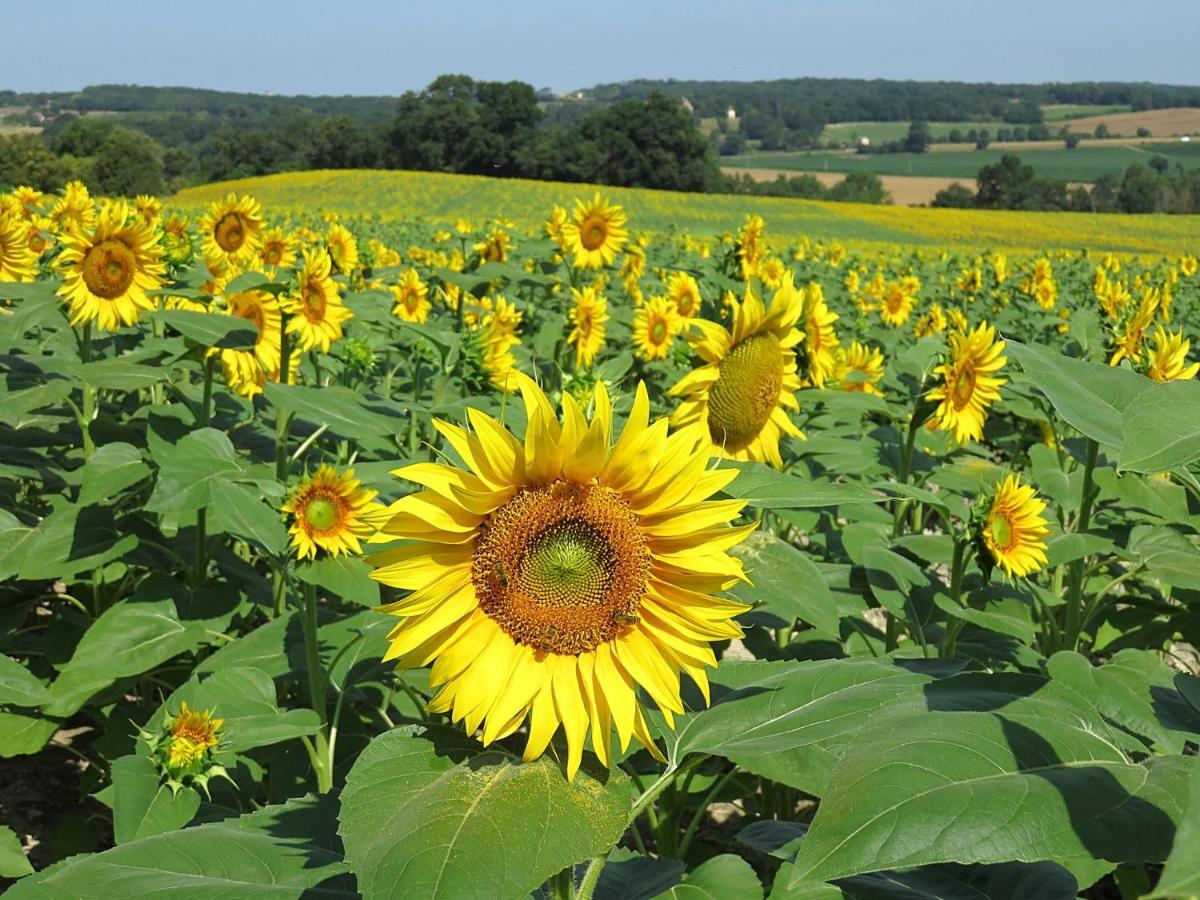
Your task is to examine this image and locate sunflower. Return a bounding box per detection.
[0,210,38,282]
[326,222,359,275]
[161,213,194,267]
[801,282,839,388]
[1146,326,1200,382]
[980,475,1049,578]
[669,279,805,468]
[135,195,162,227]
[214,273,282,398]
[49,181,95,236]
[568,285,609,368]
[561,194,627,269]
[926,322,1007,446]
[200,193,263,267]
[633,296,679,361]
[283,247,352,353]
[57,201,165,331]
[260,226,298,271]
[666,271,702,320]
[367,376,751,779]
[390,268,430,323]
[833,341,885,395]
[1108,292,1158,367]
[546,205,568,250]
[735,215,765,279]
[880,281,915,327]
[1179,255,1197,278]
[760,256,786,289]
[163,702,223,776]
[474,228,513,263]
[282,465,383,560]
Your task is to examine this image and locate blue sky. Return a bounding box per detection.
[4,0,1197,95]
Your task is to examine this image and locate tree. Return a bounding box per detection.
[0,133,83,191]
[1094,123,1110,139]
[1136,127,1152,137]
[975,129,990,150]
[975,154,1039,208]
[92,127,166,195]
[1149,155,1170,174]
[718,132,746,156]
[948,128,964,144]
[829,172,888,204]
[932,182,976,208]
[903,120,930,153]
[1117,164,1160,213]
[1064,133,1082,149]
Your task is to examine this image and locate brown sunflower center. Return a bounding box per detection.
[952,364,976,410]
[82,239,136,299]
[650,318,668,343]
[707,332,783,452]
[214,213,246,253]
[263,243,282,265]
[302,280,327,320]
[579,215,609,251]
[472,481,649,655]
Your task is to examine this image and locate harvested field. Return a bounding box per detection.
[722,167,971,206]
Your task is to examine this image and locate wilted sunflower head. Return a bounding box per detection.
[367,374,753,780]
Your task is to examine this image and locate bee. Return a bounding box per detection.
[612,612,640,626]
[544,624,560,643]
[492,560,509,588]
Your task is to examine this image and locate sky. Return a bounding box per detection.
[4,0,1198,96]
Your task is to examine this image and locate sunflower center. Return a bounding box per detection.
[580,215,609,251]
[304,496,340,532]
[214,213,246,253]
[472,481,649,655]
[82,239,136,299]
[952,364,977,410]
[303,280,326,319]
[707,332,783,452]
[264,244,282,265]
[989,510,1015,550]
[650,319,668,343]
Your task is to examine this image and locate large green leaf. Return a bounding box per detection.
[17,504,139,582]
[7,795,354,898]
[43,598,202,717]
[111,755,200,844]
[658,854,762,899]
[264,382,400,438]
[0,824,33,879]
[195,614,296,679]
[771,861,1078,900]
[0,711,59,758]
[592,848,683,900]
[295,554,379,606]
[0,380,74,429]
[1004,340,1151,449]
[207,480,287,555]
[149,309,258,349]
[78,441,151,507]
[338,725,634,900]
[730,531,839,635]
[1146,756,1200,898]
[1118,379,1200,473]
[724,462,883,509]
[145,428,242,516]
[669,659,941,796]
[789,673,1191,883]
[145,666,320,753]
[0,654,51,707]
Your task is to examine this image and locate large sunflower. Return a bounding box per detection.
[57,201,165,331]
[669,280,805,468]
[283,465,383,559]
[283,247,352,352]
[926,322,1007,446]
[200,193,263,268]
[561,194,628,269]
[980,475,1049,578]
[0,209,38,282]
[567,285,609,368]
[367,376,751,779]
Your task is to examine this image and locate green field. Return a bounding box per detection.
[724,141,1200,182]
[1041,103,1133,121]
[821,121,1007,146]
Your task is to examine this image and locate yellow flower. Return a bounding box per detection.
[632,295,678,361]
[981,475,1049,578]
[367,375,751,780]
[283,247,352,352]
[736,215,765,279]
[833,341,885,395]
[200,193,264,268]
[567,285,608,368]
[282,465,382,559]
[214,273,282,398]
[390,268,431,323]
[665,271,702,320]
[474,227,513,263]
[801,282,839,388]
[760,256,786,289]
[545,205,568,249]
[561,194,627,269]
[326,222,359,274]
[670,279,805,468]
[57,201,165,331]
[164,702,223,775]
[135,194,162,227]
[0,208,38,282]
[991,252,1008,284]
[1146,326,1200,382]
[1108,291,1158,367]
[1180,255,1198,277]
[880,281,915,327]
[926,322,1007,446]
[260,226,298,271]
[49,181,95,236]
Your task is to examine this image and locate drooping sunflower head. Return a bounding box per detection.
[977,475,1049,578]
[633,295,679,362]
[134,194,162,227]
[926,321,1007,446]
[670,278,805,468]
[1146,325,1200,383]
[390,268,430,323]
[200,193,264,267]
[801,281,839,388]
[567,285,609,368]
[0,208,38,283]
[666,271,702,319]
[283,246,353,353]
[545,205,568,249]
[561,194,628,269]
[833,341,885,395]
[282,465,382,560]
[367,375,752,779]
[326,222,359,275]
[57,200,166,331]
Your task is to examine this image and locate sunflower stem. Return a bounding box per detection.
[199,354,215,428]
[79,322,95,459]
[1063,438,1100,652]
[677,765,740,858]
[194,508,208,588]
[301,580,333,792]
[941,536,969,658]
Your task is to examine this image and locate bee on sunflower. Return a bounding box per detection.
[366,375,752,780]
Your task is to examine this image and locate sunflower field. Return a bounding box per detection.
[2,179,1200,900]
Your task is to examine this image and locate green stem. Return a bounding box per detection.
[80,322,95,459]
[199,355,215,428]
[301,581,332,792]
[275,410,294,482]
[1063,439,1100,651]
[678,766,740,858]
[194,508,208,588]
[891,408,921,537]
[942,537,969,658]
